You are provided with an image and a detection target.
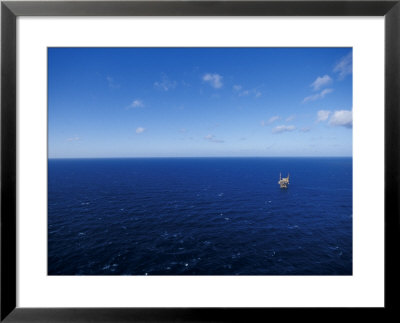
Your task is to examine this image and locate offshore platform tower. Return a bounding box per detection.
[278,173,290,189]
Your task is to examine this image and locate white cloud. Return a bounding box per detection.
[130,100,144,108]
[311,75,332,91]
[267,116,280,124]
[286,115,295,122]
[203,73,223,89]
[321,89,334,97]
[316,109,352,128]
[66,136,80,142]
[317,110,331,122]
[334,52,352,79]
[303,88,333,103]
[204,134,224,143]
[154,74,177,91]
[272,125,296,134]
[261,116,280,127]
[329,110,352,128]
[300,127,311,132]
[106,76,120,89]
[136,127,145,134]
[233,84,262,98]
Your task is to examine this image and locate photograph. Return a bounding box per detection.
[48,47,353,275]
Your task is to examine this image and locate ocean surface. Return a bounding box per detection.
[48,157,352,275]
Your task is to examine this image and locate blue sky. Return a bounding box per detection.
[48,48,352,158]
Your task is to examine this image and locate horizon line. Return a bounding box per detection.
[48,156,352,160]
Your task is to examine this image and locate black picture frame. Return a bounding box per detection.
[1,1,399,321]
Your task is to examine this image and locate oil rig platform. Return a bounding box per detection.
[278,173,290,189]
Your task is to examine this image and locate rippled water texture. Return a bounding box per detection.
[48,158,352,275]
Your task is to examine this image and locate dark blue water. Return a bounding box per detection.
[48,158,352,275]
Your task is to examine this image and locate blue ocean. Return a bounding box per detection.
[48,157,352,275]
